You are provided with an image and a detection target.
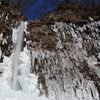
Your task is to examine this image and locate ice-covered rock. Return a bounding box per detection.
[0,18,100,100]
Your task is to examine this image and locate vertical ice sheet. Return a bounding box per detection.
[12,21,24,91]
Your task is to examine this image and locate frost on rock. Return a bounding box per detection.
[30,48,100,100]
[29,20,100,100]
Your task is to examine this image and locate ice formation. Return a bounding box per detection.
[0,20,100,100]
[0,21,47,100]
[30,21,100,100]
[12,21,24,91]
[0,46,48,100]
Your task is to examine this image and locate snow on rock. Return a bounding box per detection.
[28,20,100,100]
[24,21,30,35]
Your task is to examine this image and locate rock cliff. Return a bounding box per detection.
[0,0,100,100]
[0,0,26,62]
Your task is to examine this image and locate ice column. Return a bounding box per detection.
[13,21,24,91]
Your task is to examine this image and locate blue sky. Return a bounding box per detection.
[24,0,64,20]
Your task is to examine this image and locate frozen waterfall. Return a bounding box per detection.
[0,21,47,100]
[0,20,100,100]
[12,21,24,91]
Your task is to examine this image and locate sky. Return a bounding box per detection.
[23,0,64,20]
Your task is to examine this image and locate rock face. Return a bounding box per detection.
[26,21,100,100]
[40,2,100,24]
[0,0,26,62]
[0,0,100,100]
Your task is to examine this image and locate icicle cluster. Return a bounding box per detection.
[30,21,100,100]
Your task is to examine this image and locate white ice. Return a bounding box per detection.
[0,21,48,100]
[0,46,48,100]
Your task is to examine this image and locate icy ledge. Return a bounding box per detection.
[0,46,47,100]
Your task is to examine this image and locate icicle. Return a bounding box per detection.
[32,50,35,70]
[0,47,2,60]
[63,31,66,40]
[12,27,19,44]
